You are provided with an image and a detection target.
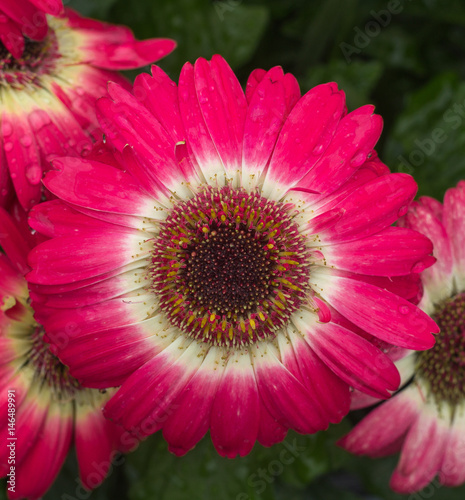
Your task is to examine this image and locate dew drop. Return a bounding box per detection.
[25,164,42,185]
[397,205,408,217]
[2,121,13,137]
[350,152,366,168]
[411,260,426,273]
[4,141,13,152]
[398,305,409,315]
[29,110,51,131]
[20,135,33,147]
[312,144,324,155]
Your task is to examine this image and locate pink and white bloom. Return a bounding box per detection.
[0,6,175,210]
[0,207,138,500]
[0,0,63,58]
[28,55,438,458]
[339,182,465,494]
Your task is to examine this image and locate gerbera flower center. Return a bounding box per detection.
[416,292,465,406]
[0,31,60,89]
[151,186,311,347]
[27,326,82,401]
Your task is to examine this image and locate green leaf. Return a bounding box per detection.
[127,424,350,500]
[383,72,465,199]
[66,0,119,19]
[108,0,269,77]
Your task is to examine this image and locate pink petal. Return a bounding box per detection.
[98,82,190,197]
[104,339,204,438]
[29,0,63,15]
[338,385,421,455]
[309,173,417,243]
[75,404,115,490]
[402,199,453,293]
[177,61,228,184]
[43,157,164,217]
[287,331,350,423]
[256,397,288,447]
[2,113,42,210]
[252,342,323,434]
[56,318,161,388]
[242,66,287,189]
[210,351,259,458]
[444,181,465,290]
[440,409,465,486]
[296,106,382,200]
[14,403,73,499]
[262,83,346,199]
[163,347,224,456]
[193,55,247,174]
[390,404,449,493]
[295,315,400,398]
[313,268,438,349]
[324,226,434,276]
[27,229,147,285]
[0,207,32,275]
[0,14,24,58]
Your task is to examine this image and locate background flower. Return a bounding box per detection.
[0,207,138,499]
[0,7,175,210]
[0,0,63,58]
[339,182,465,493]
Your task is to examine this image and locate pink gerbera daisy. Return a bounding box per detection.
[28,55,438,459]
[0,0,63,58]
[0,207,138,500]
[0,6,175,210]
[339,182,465,493]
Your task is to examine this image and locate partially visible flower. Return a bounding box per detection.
[0,0,63,58]
[0,7,175,210]
[339,182,465,493]
[28,56,438,458]
[0,207,137,500]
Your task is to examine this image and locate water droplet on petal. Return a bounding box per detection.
[4,141,13,152]
[312,144,324,155]
[29,110,51,131]
[198,94,208,104]
[350,152,366,168]
[2,121,12,137]
[397,205,408,217]
[20,135,32,147]
[75,87,85,96]
[257,88,265,98]
[398,305,409,315]
[25,164,42,185]
[411,260,427,273]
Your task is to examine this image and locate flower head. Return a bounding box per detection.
[28,55,438,458]
[339,182,465,493]
[0,0,63,58]
[0,207,137,500]
[0,7,175,210]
